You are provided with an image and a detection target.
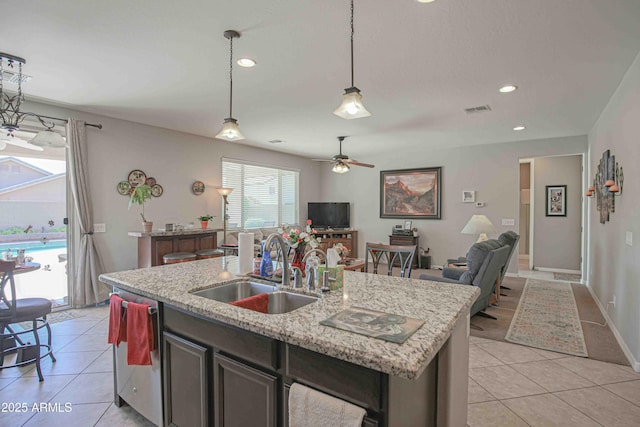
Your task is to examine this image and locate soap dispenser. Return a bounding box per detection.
[260,242,274,277]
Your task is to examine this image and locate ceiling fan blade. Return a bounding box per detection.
[346,160,375,168]
[0,136,44,151]
[343,159,375,168]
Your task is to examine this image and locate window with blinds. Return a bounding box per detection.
[222,159,299,229]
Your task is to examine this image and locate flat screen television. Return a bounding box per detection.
[307,202,350,229]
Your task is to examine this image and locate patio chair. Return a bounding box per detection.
[0,260,56,381]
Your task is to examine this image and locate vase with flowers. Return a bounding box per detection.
[278,220,321,273]
[333,243,350,264]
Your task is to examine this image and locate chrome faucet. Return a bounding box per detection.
[264,233,290,288]
[302,249,326,292]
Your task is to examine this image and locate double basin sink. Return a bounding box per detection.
[191,280,318,314]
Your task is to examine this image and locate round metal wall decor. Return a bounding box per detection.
[192,181,205,195]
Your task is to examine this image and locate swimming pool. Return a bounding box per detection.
[0,240,67,254]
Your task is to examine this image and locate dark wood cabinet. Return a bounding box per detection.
[163,331,210,427]
[312,230,358,258]
[135,231,218,268]
[388,235,419,268]
[214,353,277,427]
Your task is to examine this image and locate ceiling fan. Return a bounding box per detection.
[0,134,44,151]
[312,136,374,173]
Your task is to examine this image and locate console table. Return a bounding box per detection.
[129,228,221,268]
[312,230,357,258]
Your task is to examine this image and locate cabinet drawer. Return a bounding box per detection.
[284,345,383,411]
[164,306,278,370]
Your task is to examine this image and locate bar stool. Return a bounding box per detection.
[1,260,56,382]
[195,249,224,260]
[162,252,197,265]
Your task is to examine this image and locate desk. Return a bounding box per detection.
[342,258,365,272]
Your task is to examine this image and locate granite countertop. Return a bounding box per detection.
[128,228,223,237]
[99,257,479,380]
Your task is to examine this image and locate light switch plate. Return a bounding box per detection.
[626,231,633,246]
[94,223,106,233]
[502,219,515,226]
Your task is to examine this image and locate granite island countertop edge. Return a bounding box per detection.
[99,257,479,380]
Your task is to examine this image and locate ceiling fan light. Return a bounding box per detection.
[30,129,67,148]
[332,161,351,174]
[215,118,245,141]
[334,87,371,119]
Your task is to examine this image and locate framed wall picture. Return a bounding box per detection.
[546,185,567,217]
[462,190,475,203]
[403,220,412,230]
[380,167,442,219]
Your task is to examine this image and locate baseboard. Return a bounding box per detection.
[585,282,640,372]
[536,267,581,274]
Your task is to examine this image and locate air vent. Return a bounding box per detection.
[464,105,491,114]
[0,69,32,85]
[267,139,285,144]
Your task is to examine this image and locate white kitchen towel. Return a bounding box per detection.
[237,232,255,274]
[288,383,366,427]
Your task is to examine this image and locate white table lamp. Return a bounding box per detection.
[461,215,496,242]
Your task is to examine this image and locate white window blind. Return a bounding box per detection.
[222,159,299,229]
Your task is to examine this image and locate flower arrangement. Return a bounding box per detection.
[333,243,350,258]
[278,219,321,249]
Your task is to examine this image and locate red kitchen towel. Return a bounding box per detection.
[229,293,269,313]
[107,294,126,346]
[126,301,155,366]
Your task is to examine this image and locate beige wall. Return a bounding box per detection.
[0,176,66,231]
[532,155,582,271]
[24,101,323,274]
[0,159,47,188]
[319,135,588,274]
[588,52,640,369]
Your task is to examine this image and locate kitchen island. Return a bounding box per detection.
[100,256,479,427]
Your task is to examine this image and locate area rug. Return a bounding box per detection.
[553,272,582,282]
[505,279,588,357]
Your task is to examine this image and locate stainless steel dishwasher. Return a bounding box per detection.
[112,287,163,426]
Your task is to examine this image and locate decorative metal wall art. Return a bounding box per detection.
[117,169,163,198]
[586,150,623,224]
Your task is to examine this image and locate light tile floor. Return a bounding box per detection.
[1,307,639,426]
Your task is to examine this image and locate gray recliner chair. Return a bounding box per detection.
[420,241,511,318]
[447,231,520,293]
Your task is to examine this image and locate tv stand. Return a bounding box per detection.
[311,230,357,258]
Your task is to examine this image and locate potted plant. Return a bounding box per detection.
[197,215,214,229]
[129,184,153,232]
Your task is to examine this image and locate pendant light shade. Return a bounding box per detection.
[334,0,371,120]
[215,118,244,141]
[334,87,370,119]
[30,129,66,148]
[216,30,245,141]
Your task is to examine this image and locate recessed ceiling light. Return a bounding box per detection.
[513,125,526,131]
[237,58,256,68]
[417,0,436,3]
[499,85,518,93]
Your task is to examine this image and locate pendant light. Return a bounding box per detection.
[334,0,371,120]
[216,30,245,141]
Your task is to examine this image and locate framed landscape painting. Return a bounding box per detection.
[380,167,442,219]
[545,185,567,217]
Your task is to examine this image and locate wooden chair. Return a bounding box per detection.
[364,243,417,278]
[0,260,56,381]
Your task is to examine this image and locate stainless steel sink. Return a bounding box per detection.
[267,291,318,314]
[191,281,277,303]
[191,280,318,314]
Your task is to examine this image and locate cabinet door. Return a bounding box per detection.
[214,353,277,427]
[164,332,209,427]
[176,237,197,253]
[153,238,174,266]
[198,233,216,250]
